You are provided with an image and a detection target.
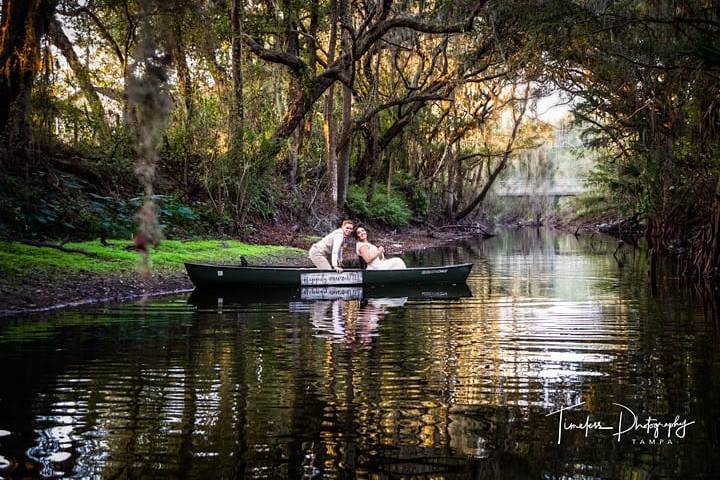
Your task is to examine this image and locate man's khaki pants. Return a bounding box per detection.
[309,252,332,270]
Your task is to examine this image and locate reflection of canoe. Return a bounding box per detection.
[187,283,472,307]
[185,262,473,287]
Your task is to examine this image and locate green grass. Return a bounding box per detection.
[0,239,305,277]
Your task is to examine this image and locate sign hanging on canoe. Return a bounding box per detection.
[300,271,363,286]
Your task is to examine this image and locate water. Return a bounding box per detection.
[1,229,718,479]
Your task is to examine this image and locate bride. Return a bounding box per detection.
[354,226,407,270]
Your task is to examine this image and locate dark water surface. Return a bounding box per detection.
[1,229,719,479]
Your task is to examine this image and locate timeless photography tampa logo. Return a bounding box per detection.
[546,401,695,445]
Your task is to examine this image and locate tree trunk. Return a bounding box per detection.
[283,0,301,188]
[303,0,319,143]
[456,153,465,212]
[323,0,339,205]
[230,0,246,220]
[697,175,720,277]
[0,0,57,161]
[454,155,507,222]
[445,145,456,218]
[253,1,486,164]
[47,17,108,133]
[386,154,393,194]
[337,82,352,207]
[353,48,381,183]
[173,21,193,120]
[336,0,352,208]
[230,0,244,159]
[454,87,530,221]
[198,38,228,91]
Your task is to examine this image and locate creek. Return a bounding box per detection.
[0,228,718,478]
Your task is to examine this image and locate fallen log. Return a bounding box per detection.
[439,223,495,238]
[19,240,98,257]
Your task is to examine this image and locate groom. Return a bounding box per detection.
[308,220,354,272]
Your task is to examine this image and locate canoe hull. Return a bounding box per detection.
[185,262,472,288]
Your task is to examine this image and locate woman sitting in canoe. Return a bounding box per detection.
[354,226,407,270]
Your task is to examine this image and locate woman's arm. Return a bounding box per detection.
[358,244,382,263]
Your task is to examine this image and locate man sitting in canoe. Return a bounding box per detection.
[308,219,354,272]
[354,226,407,270]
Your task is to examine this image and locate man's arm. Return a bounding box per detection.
[330,232,344,270]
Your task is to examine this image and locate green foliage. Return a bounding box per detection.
[539,0,720,261]
[0,171,109,239]
[346,184,412,227]
[567,193,617,223]
[585,151,644,219]
[243,177,278,219]
[87,193,135,238]
[0,170,206,240]
[133,195,200,236]
[369,188,413,227]
[346,185,371,218]
[393,170,429,217]
[163,94,226,188]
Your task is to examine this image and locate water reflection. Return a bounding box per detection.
[310,297,409,345]
[0,229,718,478]
[187,284,472,307]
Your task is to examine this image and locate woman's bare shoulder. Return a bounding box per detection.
[356,241,371,251]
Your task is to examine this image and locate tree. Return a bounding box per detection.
[0,0,57,162]
[47,16,108,134]
[513,0,720,276]
[242,0,489,163]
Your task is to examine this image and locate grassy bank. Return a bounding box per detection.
[0,239,306,315]
[0,239,305,277]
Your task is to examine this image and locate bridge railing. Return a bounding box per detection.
[493,179,589,197]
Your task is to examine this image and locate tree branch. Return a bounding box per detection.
[19,240,98,257]
[94,86,125,103]
[48,17,107,129]
[74,7,124,64]
[241,33,308,74]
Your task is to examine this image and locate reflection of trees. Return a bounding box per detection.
[231,315,247,479]
[698,281,720,342]
[286,307,327,477]
[177,322,198,479]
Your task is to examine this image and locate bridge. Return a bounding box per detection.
[493,179,588,198]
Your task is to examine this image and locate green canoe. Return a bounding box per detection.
[185,262,473,287]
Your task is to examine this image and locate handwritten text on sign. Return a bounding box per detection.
[300,271,363,286]
[301,287,364,300]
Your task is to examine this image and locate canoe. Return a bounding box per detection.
[185,262,473,287]
[188,283,472,307]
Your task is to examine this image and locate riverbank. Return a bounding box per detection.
[548,214,645,243]
[0,239,304,317]
[0,227,477,317]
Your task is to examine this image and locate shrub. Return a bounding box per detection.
[368,188,412,227]
[346,185,371,218]
[393,170,429,216]
[243,177,278,220]
[346,184,412,227]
